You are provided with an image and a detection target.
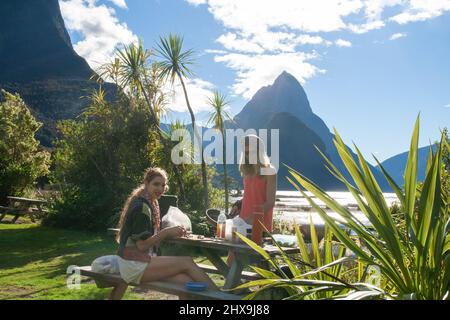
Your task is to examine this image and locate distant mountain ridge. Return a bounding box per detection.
[380,144,439,187]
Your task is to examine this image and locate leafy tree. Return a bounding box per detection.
[96,40,187,203]
[48,88,224,232]
[155,33,210,209]
[47,89,155,231]
[0,90,50,204]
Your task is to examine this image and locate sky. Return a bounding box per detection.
[59,0,450,163]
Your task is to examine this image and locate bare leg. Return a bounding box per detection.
[141,256,219,290]
[164,273,194,300]
[109,280,128,300]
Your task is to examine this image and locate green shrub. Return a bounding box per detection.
[286,117,449,299]
[239,117,449,300]
[45,92,155,231]
[0,90,50,204]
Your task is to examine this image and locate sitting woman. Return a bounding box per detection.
[110,167,218,300]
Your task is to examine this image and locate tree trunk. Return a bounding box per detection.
[178,74,210,209]
[139,82,187,204]
[222,127,229,214]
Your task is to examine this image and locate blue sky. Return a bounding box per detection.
[60,0,450,163]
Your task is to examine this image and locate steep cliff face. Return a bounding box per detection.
[0,0,115,146]
[0,0,92,82]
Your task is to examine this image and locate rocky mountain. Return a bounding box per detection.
[227,71,390,191]
[0,0,114,146]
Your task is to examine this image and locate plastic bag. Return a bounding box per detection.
[161,206,192,232]
[91,255,120,274]
[225,216,251,241]
[272,234,298,248]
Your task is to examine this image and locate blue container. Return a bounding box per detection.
[185,282,208,292]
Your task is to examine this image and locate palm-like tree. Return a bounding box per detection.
[95,40,186,202]
[155,33,210,208]
[207,90,233,214]
[115,39,159,125]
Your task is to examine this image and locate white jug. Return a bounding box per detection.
[225,217,252,242]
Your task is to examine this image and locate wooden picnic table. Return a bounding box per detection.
[0,196,49,223]
[107,228,299,294]
[165,235,299,290]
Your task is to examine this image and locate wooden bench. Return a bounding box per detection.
[197,263,260,281]
[0,206,24,223]
[2,197,49,223]
[75,266,243,300]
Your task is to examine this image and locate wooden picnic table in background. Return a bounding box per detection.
[0,196,49,223]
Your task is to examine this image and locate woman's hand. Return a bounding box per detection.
[160,226,186,239]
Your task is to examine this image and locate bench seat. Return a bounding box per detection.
[76,266,243,300]
[197,263,260,280]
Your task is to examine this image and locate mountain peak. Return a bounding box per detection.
[0,0,93,82]
[274,71,301,86]
[234,71,313,129]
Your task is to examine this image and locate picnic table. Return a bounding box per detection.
[165,235,299,290]
[0,196,49,223]
[107,228,298,291]
[97,228,299,299]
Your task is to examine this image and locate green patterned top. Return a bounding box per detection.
[117,196,155,258]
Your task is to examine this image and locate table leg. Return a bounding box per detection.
[0,213,5,222]
[29,211,36,223]
[223,251,246,290]
[201,248,229,276]
[12,215,20,224]
[36,204,46,219]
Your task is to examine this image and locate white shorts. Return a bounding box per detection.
[117,256,149,285]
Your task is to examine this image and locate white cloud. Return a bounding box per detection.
[389,32,407,40]
[185,0,450,99]
[60,0,217,116]
[347,20,386,34]
[214,52,324,99]
[362,0,404,20]
[60,0,137,69]
[294,35,331,46]
[391,1,450,24]
[108,0,128,9]
[185,0,207,6]
[165,78,216,113]
[217,33,265,53]
[445,104,450,108]
[204,49,228,55]
[335,39,353,47]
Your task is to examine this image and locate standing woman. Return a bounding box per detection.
[111,167,218,300]
[239,135,277,232]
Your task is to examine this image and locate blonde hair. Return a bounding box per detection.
[116,167,169,242]
[239,135,271,176]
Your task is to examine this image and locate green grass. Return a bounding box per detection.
[0,221,225,300]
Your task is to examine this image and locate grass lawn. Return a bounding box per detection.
[0,219,225,300]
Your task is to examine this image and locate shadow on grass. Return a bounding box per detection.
[0,225,116,270]
[0,224,119,300]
